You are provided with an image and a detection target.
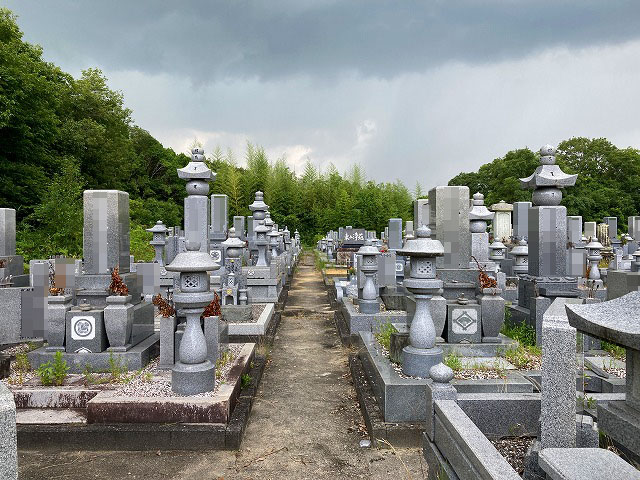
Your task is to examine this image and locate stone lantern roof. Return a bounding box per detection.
[356,239,380,256]
[146,220,168,235]
[249,191,269,213]
[519,145,577,206]
[585,239,603,251]
[221,227,245,249]
[470,193,494,221]
[166,241,220,273]
[510,238,528,256]
[177,147,215,181]
[397,225,444,257]
[489,200,513,212]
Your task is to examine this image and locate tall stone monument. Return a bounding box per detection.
[178,147,213,253]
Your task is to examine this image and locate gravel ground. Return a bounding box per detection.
[454,368,506,380]
[490,436,534,474]
[604,367,626,378]
[2,344,244,398]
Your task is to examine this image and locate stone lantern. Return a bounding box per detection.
[326,235,335,261]
[510,238,529,275]
[166,240,220,395]
[221,227,246,305]
[489,240,507,261]
[268,229,280,259]
[469,193,494,234]
[254,220,270,266]
[397,225,445,378]
[283,227,291,252]
[249,191,268,242]
[357,239,380,314]
[147,220,168,266]
[585,239,604,280]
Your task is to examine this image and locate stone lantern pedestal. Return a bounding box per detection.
[166,241,220,395]
[357,240,380,314]
[398,226,445,378]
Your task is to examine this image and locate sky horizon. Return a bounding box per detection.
[6,1,640,190]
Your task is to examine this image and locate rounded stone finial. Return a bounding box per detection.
[255,191,264,200]
[190,147,205,162]
[472,192,484,205]
[539,144,556,165]
[186,241,201,251]
[430,362,454,383]
[416,225,431,238]
[228,227,236,238]
[457,293,468,305]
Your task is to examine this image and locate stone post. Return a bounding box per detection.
[166,241,220,395]
[0,382,17,480]
[398,226,445,378]
[541,298,579,448]
[0,208,16,257]
[233,216,245,241]
[584,221,597,241]
[512,201,532,241]
[425,362,457,441]
[147,220,168,266]
[178,148,213,253]
[104,295,134,351]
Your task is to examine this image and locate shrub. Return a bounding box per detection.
[373,321,397,351]
[36,351,69,386]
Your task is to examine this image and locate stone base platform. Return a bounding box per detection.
[15,344,266,451]
[27,333,159,373]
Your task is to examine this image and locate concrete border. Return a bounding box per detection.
[228,303,275,336]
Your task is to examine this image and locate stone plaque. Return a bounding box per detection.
[71,315,95,340]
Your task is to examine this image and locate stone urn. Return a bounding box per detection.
[104,294,134,351]
[46,294,73,351]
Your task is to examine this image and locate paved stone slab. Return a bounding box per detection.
[539,447,640,480]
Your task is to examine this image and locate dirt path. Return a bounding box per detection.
[19,252,426,480]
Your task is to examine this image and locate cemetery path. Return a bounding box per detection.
[19,252,426,480]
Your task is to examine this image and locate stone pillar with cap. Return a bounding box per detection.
[517,145,579,340]
[357,239,380,314]
[147,220,168,266]
[178,148,214,253]
[166,240,220,395]
[398,226,445,378]
[469,192,495,270]
[254,220,270,267]
[249,191,268,265]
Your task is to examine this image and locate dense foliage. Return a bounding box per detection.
[449,139,640,233]
[0,9,413,263]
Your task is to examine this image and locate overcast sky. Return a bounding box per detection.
[6,1,640,190]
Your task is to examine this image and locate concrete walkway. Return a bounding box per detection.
[19,252,426,479]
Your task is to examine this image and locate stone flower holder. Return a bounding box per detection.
[104,294,134,351]
[46,294,73,351]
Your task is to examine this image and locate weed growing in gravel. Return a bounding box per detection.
[108,353,131,383]
[36,351,69,386]
[443,351,463,372]
[373,321,397,351]
[500,344,541,370]
[241,373,252,389]
[501,319,537,347]
[216,350,236,379]
[14,353,31,372]
[602,341,626,360]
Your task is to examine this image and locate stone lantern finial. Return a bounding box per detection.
[519,145,577,206]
